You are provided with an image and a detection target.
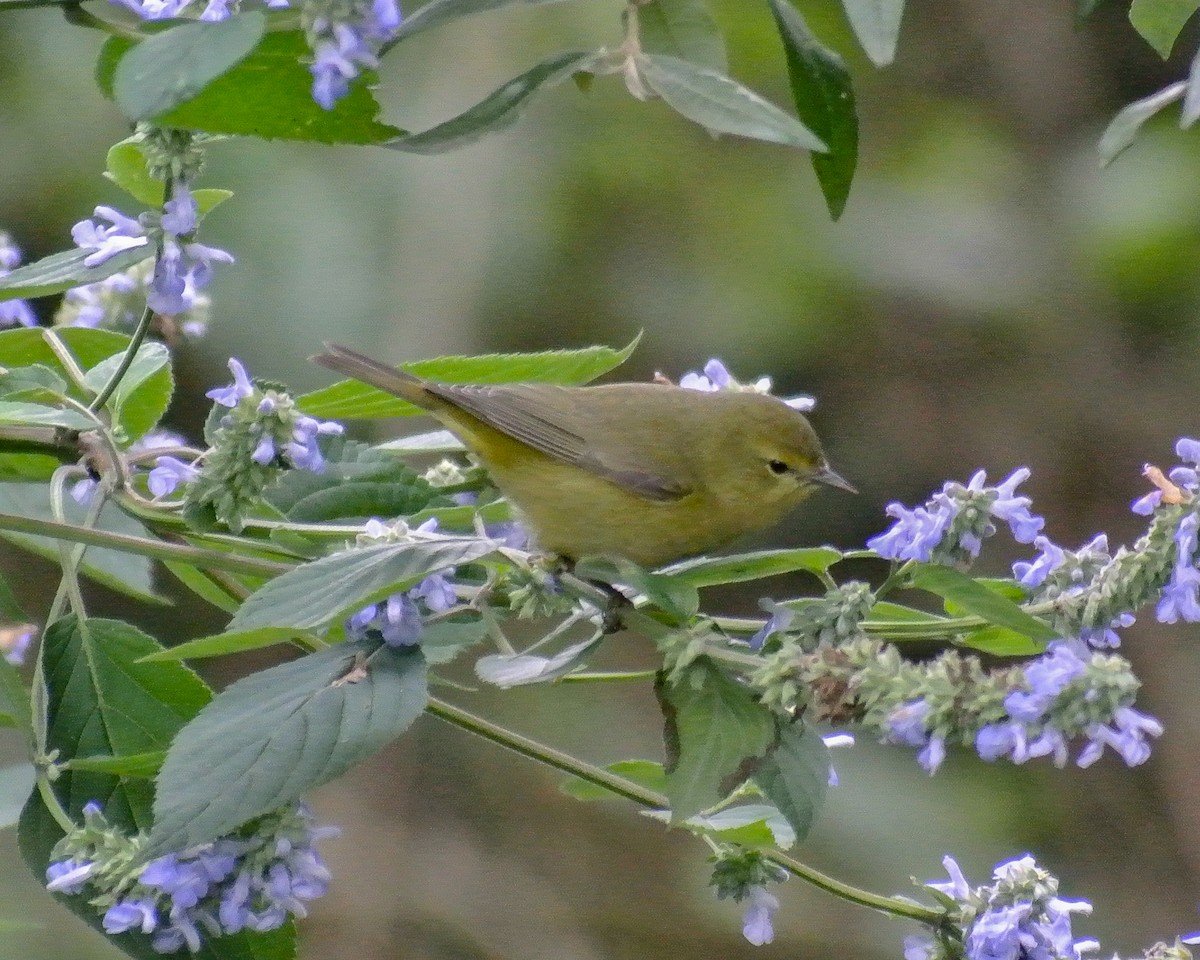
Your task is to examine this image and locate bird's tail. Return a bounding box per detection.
[311,342,429,406]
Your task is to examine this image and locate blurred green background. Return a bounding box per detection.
[4,1,1200,957]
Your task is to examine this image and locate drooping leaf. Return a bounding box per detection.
[0,246,153,302]
[226,538,495,634]
[1128,0,1200,58]
[390,0,577,42]
[147,640,427,855]
[98,32,402,144]
[656,658,775,821]
[285,480,438,523]
[560,759,668,801]
[298,335,642,419]
[0,483,160,603]
[1098,81,1187,165]
[112,13,267,121]
[658,546,842,587]
[909,564,1055,643]
[752,722,829,844]
[67,751,165,779]
[139,627,303,662]
[386,51,597,154]
[637,0,727,73]
[643,801,796,848]
[160,561,243,614]
[768,0,858,218]
[0,401,94,431]
[839,0,905,66]
[637,54,826,150]
[475,635,602,687]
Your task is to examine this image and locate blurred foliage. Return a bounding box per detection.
[4,0,1200,957]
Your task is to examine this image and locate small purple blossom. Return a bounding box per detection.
[0,233,36,328]
[161,182,198,236]
[71,477,98,505]
[1003,643,1086,722]
[1077,706,1163,768]
[46,859,94,894]
[309,20,386,110]
[886,700,931,747]
[3,627,34,666]
[206,358,255,407]
[748,600,795,651]
[71,206,149,266]
[286,415,344,473]
[868,502,953,562]
[1012,536,1065,588]
[680,359,733,391]
[148,456,199,498]
[252,434,278,466]
[104,899,159,935]
[741,885,779,946]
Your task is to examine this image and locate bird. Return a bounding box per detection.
[313,343,854,568]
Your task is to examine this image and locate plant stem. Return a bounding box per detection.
[0,512,294,578]
[36,773,76,834]
[89,305,155,413]
[425,695,941,925]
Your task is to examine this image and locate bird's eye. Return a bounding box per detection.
[768,459,790,475]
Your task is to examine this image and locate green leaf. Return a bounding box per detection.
[140,626,303,662]
[656,658,775,821]
[286,479,438,523]
[386,51,597,154]
[0,763,34,830]
[769,0,858,219]
[839,0,905,67]
[19,795,296,960]
[638,0,727,73]
[67,751,165,778]
[752,722,829,844]
[227,538,495,633]
[0,245,153,303]
[1098,81,1187,165]
[574,555,699,621]
[99,31,401,144]
[0,401,94,431]
[419,618,488,664]
[0,363,68,399]
[957,625,1041,656]
[105,139,236,214]
[113,13,266,121]
[658,546,842,587]
[941,576,1025,615]
[909,564,1056,643]
[41,616,210,828]
[475,635,603,687]
[391,0,576,42]
[147,640,426,855]
[1129,0,1200,57]
[82,341,172,440]
[298,334,642,419]
[643,801,796,848]
[0,483,161,603]
[637,54,825,150]
[862,601,946,624]
[0,575,24,621]
[560,759,668,801]
[161,561,242,614]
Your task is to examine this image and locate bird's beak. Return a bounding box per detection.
[813,464,857,494]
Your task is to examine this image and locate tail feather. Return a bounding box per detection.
[311,343,429,405]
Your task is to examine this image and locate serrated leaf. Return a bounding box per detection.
[574,555,699,621]
[752,722,829,843]
[909,564,1056,643]
[656,658,775,821]
[298,334,642,419]
[475,635,602,687]
[386,51,596,154]
[99,31,401,144]
[0,364,68,398]
[262,436,428,514]
[0,245,152,302]
[140,627,303,662]
[769,0,858,218]
[658,546,842,587]
[391,0,576,42]
[113,13,266,121]
[840,0,904,66]
[638,0,727,73]
[957,625,1041,656]
[286,479,438,523]
[1098,81,1187,165]
[41,616,210,829]
[1129,0,1200,58]
[82,341,172,440]
[19,795,296,960]
[67,751,164,778]
[0,327,173,442]
[228,538,495,633]
[0,483,160,603]
[147,640,426,855]
[560,759,668,801]
[0,401,94,431]
[0,763,34,830]
[637,54,825,150]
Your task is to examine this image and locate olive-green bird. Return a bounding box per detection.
[313,344,854,568]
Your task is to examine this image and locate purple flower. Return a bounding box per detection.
[925,854,971,901]
[411,573,456,613]
[0,235,36,327]
[1178,437,1200,466]
[1077,706,1163,768]
[71,477,98,505]
[161,183,198,237]
[45,859,94,894]
[680,359,733,392]
[1012,536,1065,588]
[917,736,946,774]
[989,468,1043,543]
[1156,563,1200,623]
[379,594,423,646]
[71,206,149,266]
[200,0,231,18]
[252,434,278,466]
[285,415,344,473]
[1003,643,1086,722]
[748,600,795,651]
[310,24,380,109]
[4,627,33,666]
[148,456,199,498]
[104,899,159,935]
[741,885,778,946]
[140,854,211,910]
[885,700,931,747]
[206,358,255,407]
[868,502,953,561]
[1131,489,1162,515]
[109,0,191,17]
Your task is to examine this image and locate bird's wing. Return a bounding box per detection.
[428,382,689,502]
